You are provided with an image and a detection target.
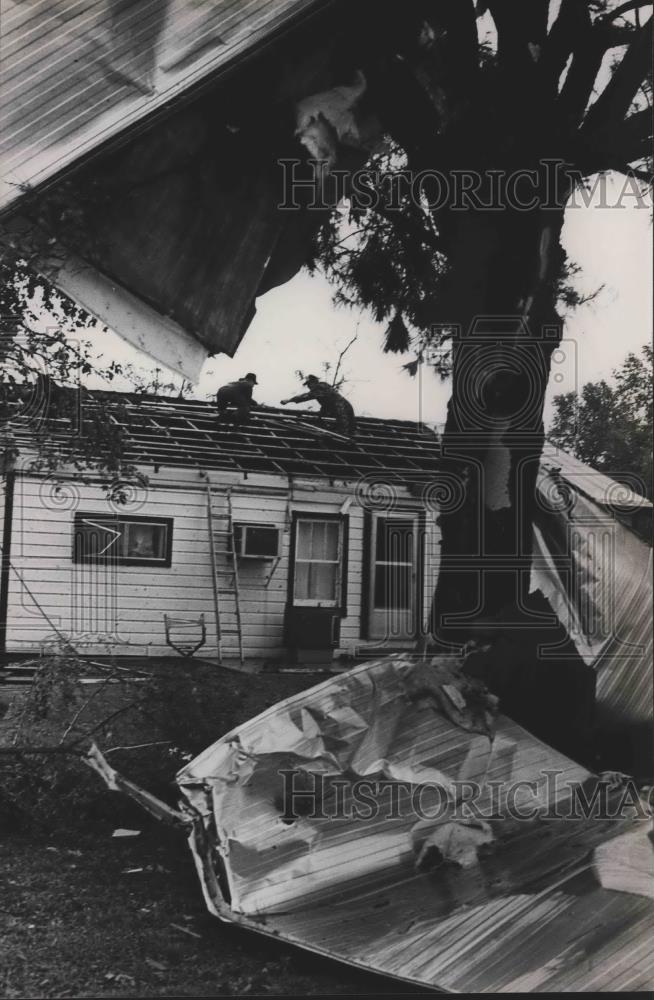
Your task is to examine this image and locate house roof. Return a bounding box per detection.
[32,392,443,482]
[540,445,652,511]
[0,0,322,215]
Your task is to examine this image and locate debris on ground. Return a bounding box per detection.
[414,819,495,871]
[170,654,654,992]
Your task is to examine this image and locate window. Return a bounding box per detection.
[293,517,344,607]
[73,513,173,567]
[373,519,414,610]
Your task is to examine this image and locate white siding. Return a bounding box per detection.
[0,476,5,541]
[5,468,440,660]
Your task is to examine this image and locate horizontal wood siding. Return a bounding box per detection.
[5,472,440,659]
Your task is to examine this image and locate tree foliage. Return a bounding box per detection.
[306,1,652,382]
[549,344,653,497]
[0,256,147,494]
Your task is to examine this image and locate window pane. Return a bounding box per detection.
[376,520,413,563]
[75,520,123,561]
[311,521,326,559]
[374,564,411,610]
[296,521,313,559]
[308,562,338,601]
[294,562,310,600]
[323,522,339,561]
[125,523,164,559]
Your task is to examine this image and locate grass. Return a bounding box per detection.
[1,828,428,998]
[0,658,429,997]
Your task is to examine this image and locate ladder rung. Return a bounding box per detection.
[221,628,241,635]
[212,529,233,535]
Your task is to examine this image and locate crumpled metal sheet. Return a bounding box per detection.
[533,465,653,728]
[177,655,654,992]
[0,0,318,212]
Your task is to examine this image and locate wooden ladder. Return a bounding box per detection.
[206,485,244,666]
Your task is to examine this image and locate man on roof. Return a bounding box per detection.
[216,373,260,425]
[281,375,356,437]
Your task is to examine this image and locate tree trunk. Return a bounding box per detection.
[429,202,567,649]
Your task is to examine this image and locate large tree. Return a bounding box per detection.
[303,0,653,647]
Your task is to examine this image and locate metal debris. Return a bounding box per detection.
[176,654,654,992]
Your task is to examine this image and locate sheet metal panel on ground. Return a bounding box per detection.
[177,655,654,993]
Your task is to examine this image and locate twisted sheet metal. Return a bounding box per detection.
[0,0,320,212]
[177,655,654,993]
[534,454,653,729]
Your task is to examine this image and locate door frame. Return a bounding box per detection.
[360,508,425,642]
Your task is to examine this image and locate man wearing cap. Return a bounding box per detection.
[216,373,260,425]
[281,375,356,436]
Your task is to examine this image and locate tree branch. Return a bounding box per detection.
[557,39,606,127]
[600,1,653,24]
[331,331,359,387]
[582,17,653,134]
[577,107,654,172]
[544,0,593,88]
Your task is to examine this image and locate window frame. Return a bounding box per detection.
[360,508,426,641]
[73,512,174,568]
[288,512,348,615]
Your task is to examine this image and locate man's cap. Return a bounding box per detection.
[243,373,258,384]
[303,374,319,385]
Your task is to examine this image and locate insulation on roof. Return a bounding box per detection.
[177,654,654,992]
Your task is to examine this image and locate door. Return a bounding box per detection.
[368,513,420,642]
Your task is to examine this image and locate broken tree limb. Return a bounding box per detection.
[83,742,192,830]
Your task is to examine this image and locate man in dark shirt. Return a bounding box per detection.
[216,373,259,425]
[281,375,356,436]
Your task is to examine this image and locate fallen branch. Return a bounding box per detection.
[83,742,192,830]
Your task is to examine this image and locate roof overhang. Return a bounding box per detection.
[0,0,352,377]
[0,0,325,215]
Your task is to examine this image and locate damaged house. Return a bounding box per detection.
[1,392,650,744]
[0,394,444,665]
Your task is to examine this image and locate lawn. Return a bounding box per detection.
[0,659,430,997]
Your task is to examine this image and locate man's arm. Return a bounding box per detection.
[281,391,314,404]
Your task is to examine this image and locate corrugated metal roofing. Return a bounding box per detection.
[0,0,322,213]
[541,445,652,511]
[533,484,653,731]
[178,654,654,992]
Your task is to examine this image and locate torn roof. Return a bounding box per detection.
[0,0,353,377]
[0,0,322,214]
[540,446,653,512]
[20,391,443,481]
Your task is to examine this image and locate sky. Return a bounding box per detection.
[78,170,652,431]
